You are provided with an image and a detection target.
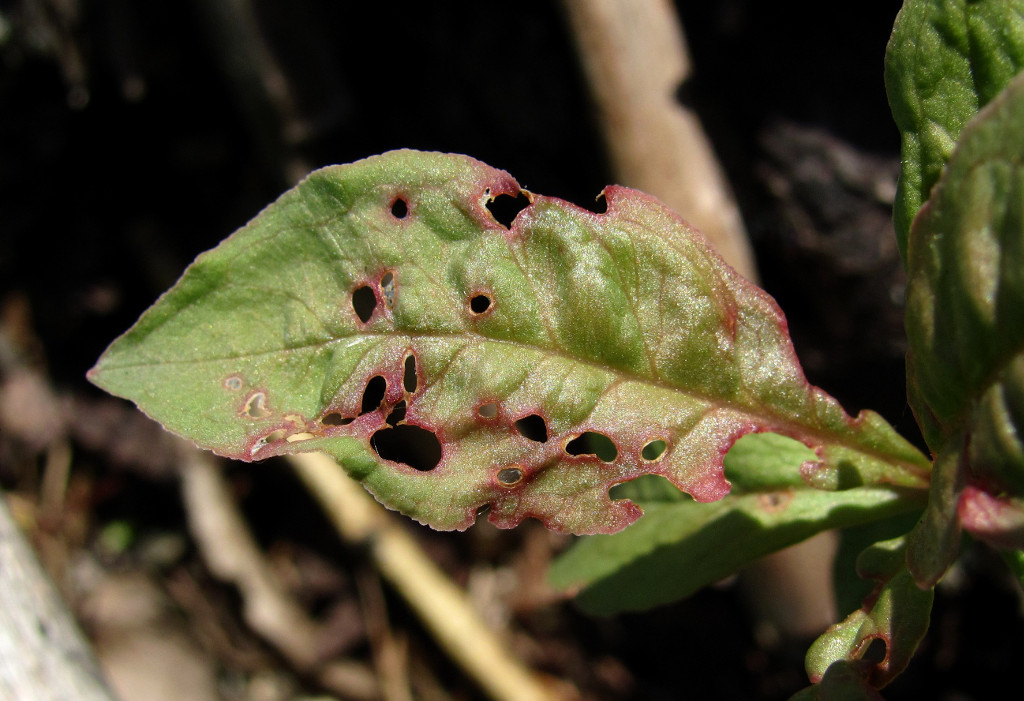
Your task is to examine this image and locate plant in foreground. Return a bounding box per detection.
[89,1,1024,696]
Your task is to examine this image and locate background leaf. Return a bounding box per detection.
[548,433,926,614]
[885,0,1024,260]
[905,73,1024,578]
[89,151,928,535]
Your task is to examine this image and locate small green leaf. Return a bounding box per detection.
[548,482,924,615]
[905,73,1024,571]
[806,538,933,691]
[89,151,928,535]
[885,0,1024,259]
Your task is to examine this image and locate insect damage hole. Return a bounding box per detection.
[514,414,548,442]
[477,402,498,419]
[385,401,406,426]
[243,392,271,419]
[608,474,684,502]
[863,638,888,665]
[380,272,396,309]
[359,375,387,415]
[390,197,409,218]
[565,431,618,462]
[641,439,668,461]
[497,467,524,486]
[371,425,442,471]
[582,192,608,214]
[262,428,288,443]
[321,412,352,426]
[469,294,491,314]
[485,191,531,229]
[352,284,376,323]
[403,354,418,393]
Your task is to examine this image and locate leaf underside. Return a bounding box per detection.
[89,151,928,535]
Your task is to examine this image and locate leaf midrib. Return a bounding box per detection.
[97,328,929,474]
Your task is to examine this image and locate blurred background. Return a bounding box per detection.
[2,1,1022,699]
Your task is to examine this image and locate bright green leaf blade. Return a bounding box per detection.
[905,73,1024,566]
[548,485,924,615]
[89,150,928,535]
[885,0,1024,259]
[725,431,815,492]
[806,538,933,691]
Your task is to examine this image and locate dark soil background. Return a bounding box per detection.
[2,1,1023,699]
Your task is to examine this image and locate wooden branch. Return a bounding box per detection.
[0,491,117,701]
[179,448,380,701]
[289,451,565,701]
[561,0,758,281]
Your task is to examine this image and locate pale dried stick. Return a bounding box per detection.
[180,447,380,701]
[0,489,118,701]
[181,450,322,668]
[356,567,413,701]
[289,451,563,701]
[561,0,757,282]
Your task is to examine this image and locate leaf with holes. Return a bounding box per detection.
[88,150,929,534]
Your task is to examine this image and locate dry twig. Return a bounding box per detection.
[289,451,565,701]
[0,489,118,701]
[180,447,380,701]
[561,0,757,281]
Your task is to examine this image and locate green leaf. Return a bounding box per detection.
[549,485,923,615]
[905,73,1024,572]
[549,433,925,615]
[89,150,928,535]
[885,0,1024,260]
[805,537,933,692]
